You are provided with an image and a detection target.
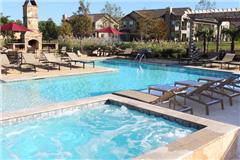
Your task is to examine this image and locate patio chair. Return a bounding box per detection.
[60,46,67,55]
[43,53,71,70]
[210,53,235,69]
[66,52,95,68]
[113,90,193,114]
[176,82,224,115]
[0,54,20,74]
[117,48,133,57]
[199,76,240,106]
[180,49,203,64]
[90,48,100,56]
[174,76,224,88]
[228,61,240,70]
[21,53,49,72]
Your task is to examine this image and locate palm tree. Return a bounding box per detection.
[222,27,240,53]
[195,29,214,54]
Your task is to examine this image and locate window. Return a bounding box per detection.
[123,21,127,28]
[181,21,187,30]
[101,34,104,38]
[129,20,134,27]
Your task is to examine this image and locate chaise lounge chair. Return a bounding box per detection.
[228,60,240,70]
[210,53,235,69]
[66,52,95,68]
[1,54,20,74]
[20,53,49,72]
[113,89,193,114]
[44,53,72,70]
[117,48,133,57]
[176,81,224,115]
[199,76,240,106]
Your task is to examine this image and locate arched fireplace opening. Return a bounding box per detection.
[28,39,39,53]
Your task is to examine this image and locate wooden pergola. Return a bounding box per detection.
[186,8,240,55]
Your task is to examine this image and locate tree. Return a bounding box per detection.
[101,1,124,20]
[222,27,240,53]
[70,0,93,38]
[39,18,59,41]
[0,13,10,24]
[195,0,216,10]
[59,21,73,38]
[74,0,90,15]
[70,15,93,38]
[15,19,23,25]
[148,19,167,41]
[136,17,167,41]
[195,29,214,54]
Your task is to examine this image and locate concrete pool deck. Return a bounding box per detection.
[0,94,239,160]
[0,56,118,82]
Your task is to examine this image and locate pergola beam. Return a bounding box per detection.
[186,8,240,54]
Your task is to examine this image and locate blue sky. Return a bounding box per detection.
[0,0,239,24]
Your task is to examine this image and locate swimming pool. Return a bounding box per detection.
[0,103,197,159]
[1,59,233,113]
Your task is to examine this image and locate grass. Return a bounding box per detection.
[196,41,240,54]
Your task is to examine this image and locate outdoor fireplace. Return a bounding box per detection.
[23,0,42,54]
[28,39,39,52]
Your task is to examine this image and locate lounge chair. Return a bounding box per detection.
[0,54,19,74]
[66,52,95,68]
[20,53,49,72]
[44,53,71,70]
[176,82,224,115]
[60,46,67,55]
[180,49,203,64]
[175,80,207,88]
[199,76,240,106]
[201,56,218,67]
[1,66,7,75]
[228,61,240,70]
[117,48,133,57]
[90,48,100,56]
[113,90,193,114]
[210,53,235,69]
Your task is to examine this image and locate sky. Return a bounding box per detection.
[0,0,239,25]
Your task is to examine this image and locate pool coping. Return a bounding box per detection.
[1,94,239,160]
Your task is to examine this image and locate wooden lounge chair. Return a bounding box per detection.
[0,54,19,74]
[113,90,193,114]
[200,76,240,106]
[177,82,224,115]
[66,52,95,68]
[44,53,71,70]
[210,53,235,69]
[21,53,49,72]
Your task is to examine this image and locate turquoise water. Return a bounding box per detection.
[1,60,232,113]
[0,104,197,159]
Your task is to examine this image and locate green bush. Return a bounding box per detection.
[115,41,186,59]
[58,37,187,59]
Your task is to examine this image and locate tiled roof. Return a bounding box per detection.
[88,13,106,22]
[130,7,191,19]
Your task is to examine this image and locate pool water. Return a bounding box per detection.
[1,60,232,113]
[0,104,197,159]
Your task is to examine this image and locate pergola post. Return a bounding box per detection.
[216,21,222,53]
